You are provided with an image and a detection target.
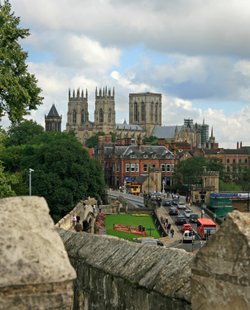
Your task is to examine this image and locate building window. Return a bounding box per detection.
[81,109,85,124]
[166,164,171,172]
[245,159,248,164]
[126,164,130,172]
[161,164,165,172]
[131,163,135,172]
[233,159,236,164]
[143,164,148,172]
[141,102,145,121]
[136,164,139,172]
[73,110,77,124]
[239,159,241,163]
[155,103,158,122]
[134,102,138,122]
[151,103,153,122]
[116,164,120,172]
[108,108,112,123]
[227,159,230,163]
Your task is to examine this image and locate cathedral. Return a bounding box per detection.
[45,87,211,150]
[65,87,162,143]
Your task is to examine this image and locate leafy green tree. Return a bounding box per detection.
[5,120,44,146]
[1,122,107,221]
[174,156,224,193]
[0,1,42,123]
[85,132,105,148]
[142,136,158,145]
[0,160,17,197]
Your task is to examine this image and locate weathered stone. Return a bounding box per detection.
[59,229,193,309]
[0,196,76,309]
[192,211,250,310]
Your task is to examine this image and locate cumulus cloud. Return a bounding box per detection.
[4,0,250,148]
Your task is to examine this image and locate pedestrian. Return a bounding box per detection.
[167,223,171,235]
[72,215,77,226]
[170,228,174,238]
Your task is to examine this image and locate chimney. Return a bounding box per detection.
[237,141,239,149]
[240,141,242,148]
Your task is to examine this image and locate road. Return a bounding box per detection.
[108,190,212,252]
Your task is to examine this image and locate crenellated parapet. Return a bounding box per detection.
[68,88,88,100]
[95,86,115,98]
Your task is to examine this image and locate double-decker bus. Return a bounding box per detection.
[197,218,217,239]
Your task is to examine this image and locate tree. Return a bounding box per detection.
[142,136,158,145]
[1,122,107,222]
[5,120,44,146]
[0,161,16,197]
[0,1,43,123]
[85,132,105,148]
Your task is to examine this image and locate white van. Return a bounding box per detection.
[183,230,195,243]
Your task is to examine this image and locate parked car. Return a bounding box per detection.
[183,230,195,243]
[177,203,186,210]
[169,207,178,215]
[184,209,192,218]
[189,213,199,223]
[181,223,193,232]
[175,215,187,225]
[162,199,172,206]
[172,199,179,206]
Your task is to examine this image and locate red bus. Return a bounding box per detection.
[197,218,217,239]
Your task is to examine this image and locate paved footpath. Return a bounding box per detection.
[155,207,182,246]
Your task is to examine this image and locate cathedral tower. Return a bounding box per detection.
[45,104,62,132]
[129,92,162,136]
[66,88,89,132]
[94,87,116,133]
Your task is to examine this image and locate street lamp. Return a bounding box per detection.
[29,168,34,196]
[162,179,165,195]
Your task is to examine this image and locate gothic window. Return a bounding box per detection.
[151,102,154,122]
[166,164,171,172]
[155,103,158,122]
[108,108,112,123]
[141,102,145,122]
[81,109,85,124]
[134,102,138,122]
[73,110,77,124]
[99,108,104,123]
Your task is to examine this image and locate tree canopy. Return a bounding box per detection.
[174,156,224,193]
[0,120,107,222]
[0,0,43,123]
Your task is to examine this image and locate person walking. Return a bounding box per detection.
[170,228,174,238]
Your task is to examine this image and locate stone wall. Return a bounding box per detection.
[0,196,76,309]
[56,201,94,231]
[192,211,250,310]
[59,229,193,310]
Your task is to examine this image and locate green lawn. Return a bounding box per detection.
[105,213,160,241]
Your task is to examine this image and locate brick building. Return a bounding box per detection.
[96,136,176,192]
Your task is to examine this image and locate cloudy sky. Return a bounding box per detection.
[7,0,250,148]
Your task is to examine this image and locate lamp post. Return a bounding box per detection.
[162,179,165,195]
[29,168,34,196]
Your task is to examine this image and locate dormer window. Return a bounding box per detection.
[143,154,148,158]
